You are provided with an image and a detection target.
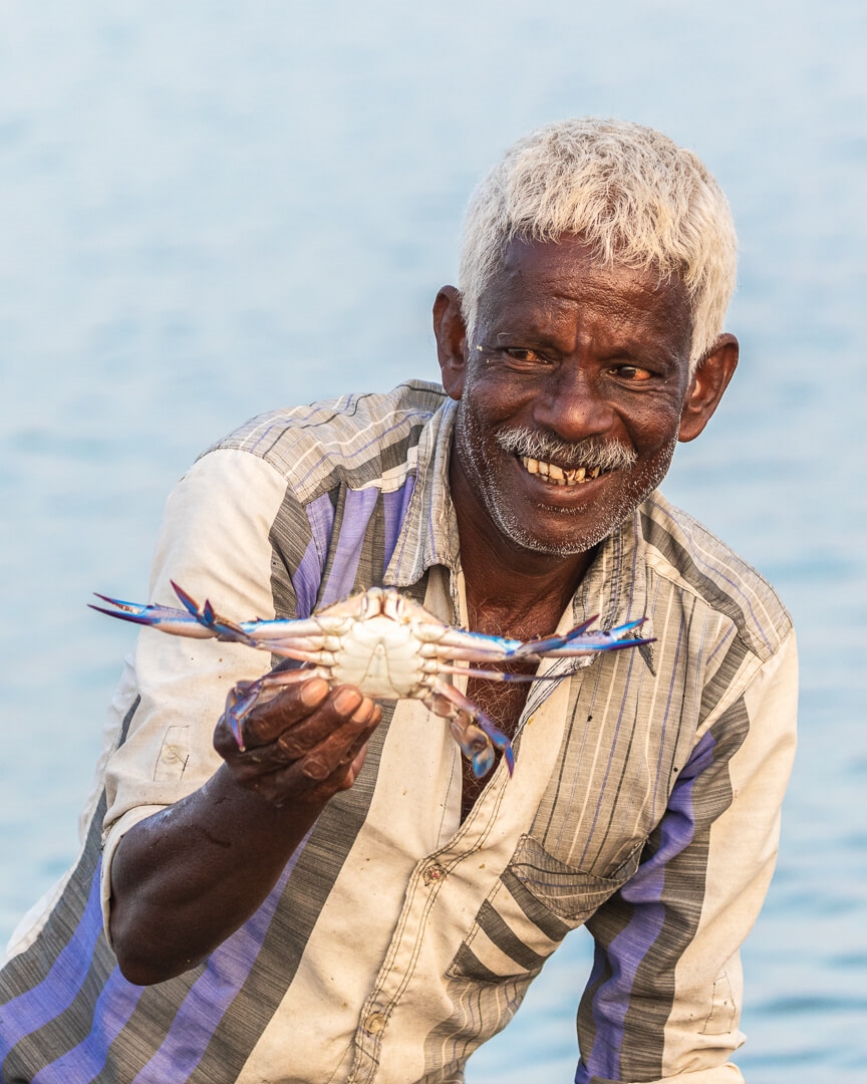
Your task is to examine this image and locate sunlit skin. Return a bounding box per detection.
[108,235,737,984]
[434,236,738,813]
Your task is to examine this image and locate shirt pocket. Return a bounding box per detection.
[447,833,643,987]
[507,831,643,925]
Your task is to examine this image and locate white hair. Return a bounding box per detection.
[458,119,737,373]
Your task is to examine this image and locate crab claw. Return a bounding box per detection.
[475,716,515,775]
[449,719,497,778]
[89,595,216,638]
[595,618,654,650]
[222,678,267,750]
[514,616,654,657]
[511,615,600,656]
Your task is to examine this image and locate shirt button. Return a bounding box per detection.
[365,1012,386,1034]
[423,862,446,886]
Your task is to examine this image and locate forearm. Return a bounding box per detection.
[108,676,379,984]
[109,763,323,984]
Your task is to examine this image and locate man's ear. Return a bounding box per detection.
[678,334,739,442]
[433,286,469,401]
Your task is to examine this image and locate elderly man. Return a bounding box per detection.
[0,120,796,1084]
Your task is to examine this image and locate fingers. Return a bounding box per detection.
[236,716,380,806]
[243,676,333,748]
[214,678,383,807]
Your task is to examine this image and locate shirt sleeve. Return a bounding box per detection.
[98,447,300,937]
[576,628,798,1084]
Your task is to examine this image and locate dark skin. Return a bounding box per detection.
[110,235,737,983]
[434,237,737,816]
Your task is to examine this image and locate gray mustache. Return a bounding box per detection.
[496,426,638,472]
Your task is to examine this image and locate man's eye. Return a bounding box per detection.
[614,365,653,381]
[504,348,545,363]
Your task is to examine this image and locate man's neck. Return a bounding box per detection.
[449,456,596,640]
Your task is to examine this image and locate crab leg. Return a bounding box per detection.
[424,617,649,663]
[509,617,651,658]
[92,585,329,657]
[89,595,218,639]
[428,678,515,778]
[417,625,523,661]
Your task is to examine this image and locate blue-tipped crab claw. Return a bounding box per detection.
[509,616,651,659]
[90,583,259,646]
[168,582,259,645]
[88,593,216,638]
[476,716,516,776]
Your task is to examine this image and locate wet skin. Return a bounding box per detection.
[109,236,737,981]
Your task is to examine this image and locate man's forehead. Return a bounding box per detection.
[496,234,679,290]
[483,234,692,325]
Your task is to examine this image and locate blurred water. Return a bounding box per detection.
[0,2,865,1080]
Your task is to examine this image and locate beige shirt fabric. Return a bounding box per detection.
[1,383,797,1084]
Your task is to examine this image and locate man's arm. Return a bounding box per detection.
[109,678,381,985]
[576,630,798,1084]
[97,446,383,984]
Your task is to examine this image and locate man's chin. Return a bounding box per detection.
[489,502,619,557]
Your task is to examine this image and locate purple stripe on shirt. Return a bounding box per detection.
[320,488,381,607]
[27,837,310,1083]
[31,970,144,1084]
[129,840,308,1084]
[579,730,717,1082]
[0,864,104,1059]
[292,493,335,617]
[381,478,416,573]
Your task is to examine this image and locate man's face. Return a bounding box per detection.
[445,236,696,557]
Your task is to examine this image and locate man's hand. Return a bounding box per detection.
[214,677,382,807]
[110,678,383,985]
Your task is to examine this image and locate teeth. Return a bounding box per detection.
[520,457,603,486]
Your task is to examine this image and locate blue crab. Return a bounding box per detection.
[92,584,651,778]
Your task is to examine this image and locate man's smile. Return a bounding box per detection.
[519,455,603,487]
[495,423,638,497]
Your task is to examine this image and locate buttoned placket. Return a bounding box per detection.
[346,757,512,1083]
[344,564,599,1083]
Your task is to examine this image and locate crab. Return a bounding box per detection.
[91,584,651,779]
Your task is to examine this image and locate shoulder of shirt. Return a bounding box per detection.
[192,380,447,502]
[639,490,793,664]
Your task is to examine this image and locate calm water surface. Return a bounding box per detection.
[1,2,865,1080]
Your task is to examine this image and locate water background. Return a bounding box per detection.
[1,2,865,1080]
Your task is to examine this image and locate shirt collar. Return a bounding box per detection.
[384,397,462,589]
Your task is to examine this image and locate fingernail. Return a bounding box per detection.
[300,678,330,707]
[334,687,362,715]
[351,697,375,724]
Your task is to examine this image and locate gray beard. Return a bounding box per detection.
[455,409,678,557]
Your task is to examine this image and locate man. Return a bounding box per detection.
[0,119,796,1084]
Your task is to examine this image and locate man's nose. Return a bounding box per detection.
[533,367,614,441]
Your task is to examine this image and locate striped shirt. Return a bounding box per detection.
[0,381,797,1084]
